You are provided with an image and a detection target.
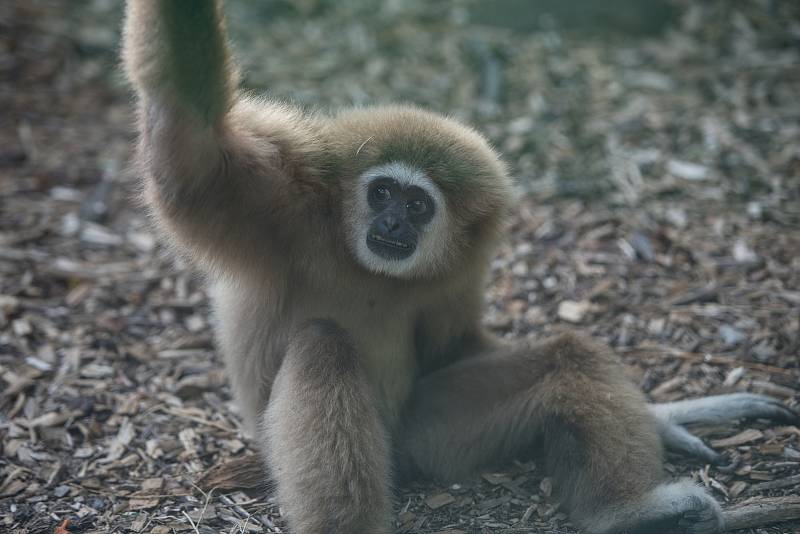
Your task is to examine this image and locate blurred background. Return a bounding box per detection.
[1,1,799,533]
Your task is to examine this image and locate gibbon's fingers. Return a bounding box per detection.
[650,393,798,427]
[262,319,392,534]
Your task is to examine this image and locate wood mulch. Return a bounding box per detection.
[1,1,798,532]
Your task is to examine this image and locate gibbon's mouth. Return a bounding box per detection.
[370,234,411,249]
[367,233,415,260]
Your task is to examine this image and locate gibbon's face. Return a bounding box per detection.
[348,162,450,279]
[333,105,514,280]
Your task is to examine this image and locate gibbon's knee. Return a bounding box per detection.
[528,334,664,517]
[282,318,359,377]
[294,317,349,341]
[533,331,621,375]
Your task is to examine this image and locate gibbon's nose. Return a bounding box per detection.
[378,215,401,234]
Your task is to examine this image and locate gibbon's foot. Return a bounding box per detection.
[650,393,799,427]
[591,481,724,534]
[650,393,798,464]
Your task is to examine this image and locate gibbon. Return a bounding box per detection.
[121,2,797,533]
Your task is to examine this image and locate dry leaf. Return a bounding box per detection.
[54,519,70,534]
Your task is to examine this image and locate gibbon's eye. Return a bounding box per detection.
[375,186,391,202]
[369,184,392,206]
[406,198,428,216]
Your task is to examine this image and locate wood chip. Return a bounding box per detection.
[746,474,800,494]
[101,417,135,463]
[481,472,512,485]
[425,492,455,509]
[539,477,553,497]
[668,159,709,181]
[723,496,800,531]
[650,375,686,399]
[729,480,749,499]
[197,455,264,492]
[127,496,161,511]
[711,429,764,448]
[141,477,164,492]
[557,300,591,323]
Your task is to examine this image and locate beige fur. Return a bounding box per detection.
[122,3,796,533]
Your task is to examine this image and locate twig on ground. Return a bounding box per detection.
[722,496,800,531]
[181,510,200,534]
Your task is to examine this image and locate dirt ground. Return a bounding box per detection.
[1,1,799,533]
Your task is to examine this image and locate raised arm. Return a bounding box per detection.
[122,1,324,271]
[123,0,236,126]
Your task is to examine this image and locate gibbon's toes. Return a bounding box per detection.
[700,446,725,466]
[682,436,723,465]
[727,393,798,423]
[681,432,724,465]
[661,422,723,464]
[766,399,799,423]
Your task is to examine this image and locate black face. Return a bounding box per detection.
[366,177,436,261]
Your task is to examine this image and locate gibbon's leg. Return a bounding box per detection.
[650,393,798,464]
[401,333,723,534]
[262,319,392,534]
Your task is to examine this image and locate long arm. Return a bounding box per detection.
[122,1,324,270]
[124,1,236,126]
